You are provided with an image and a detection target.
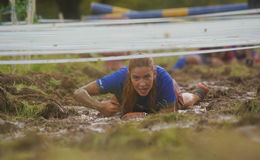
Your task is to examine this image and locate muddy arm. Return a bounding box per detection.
[73,81,120,116]
[73,81,102,110]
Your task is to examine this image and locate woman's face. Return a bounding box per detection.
[130,66,156,96]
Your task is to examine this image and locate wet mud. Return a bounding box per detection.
[0,63,260,159]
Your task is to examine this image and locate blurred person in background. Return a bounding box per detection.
[234,45,258,67]
[172,46,259,70]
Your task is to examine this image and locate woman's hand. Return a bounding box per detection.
[121,112,147,120]
[99,99,120,117]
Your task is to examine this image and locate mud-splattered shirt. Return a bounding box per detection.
[96,66,176,112]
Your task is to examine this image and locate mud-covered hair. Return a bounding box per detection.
[121,57,157,114]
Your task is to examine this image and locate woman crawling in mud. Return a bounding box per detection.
[73,57,209,120]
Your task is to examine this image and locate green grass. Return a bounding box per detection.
[14,84,44,93]
[0,64,56,75]
[154,55,179,70]
[15,101,44,118]
[230,64,251,77]
[0,60,106,75]
[47,78,61,87]
[1,126,260,160]
[236,97,260,115]
[235,97,260,126]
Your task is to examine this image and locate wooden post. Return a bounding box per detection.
[9,0,18,24]
[27,0,36,24]
[58,12,64,23]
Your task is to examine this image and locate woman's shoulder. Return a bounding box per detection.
[155,65,170,76]
[98,66,128,82]
[119,66,128,71]
[107,66,128,76]
[155,65,173,83]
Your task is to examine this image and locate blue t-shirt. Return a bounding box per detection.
[96,65,176,112]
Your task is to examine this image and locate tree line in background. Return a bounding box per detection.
[0,0,253,20]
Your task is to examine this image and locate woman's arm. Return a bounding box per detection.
[73,81,120,116]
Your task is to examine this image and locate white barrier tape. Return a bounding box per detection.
[0,45,259,65]
[192,14,260,21]
[1,42,259,57]
[188,8,260,18]
[1,16,259,56]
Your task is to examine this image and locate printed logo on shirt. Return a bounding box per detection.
[98,79,104,89]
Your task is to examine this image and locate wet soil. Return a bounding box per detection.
[0,63,260,145]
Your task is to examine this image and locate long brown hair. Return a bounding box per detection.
[121,57,157,114]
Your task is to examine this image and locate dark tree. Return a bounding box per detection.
[0,0,8,6]
[55,0,82,19]
[0,0,10,21]
[248,0,260,8]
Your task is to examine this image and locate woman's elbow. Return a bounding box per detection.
[73,88,86,100]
